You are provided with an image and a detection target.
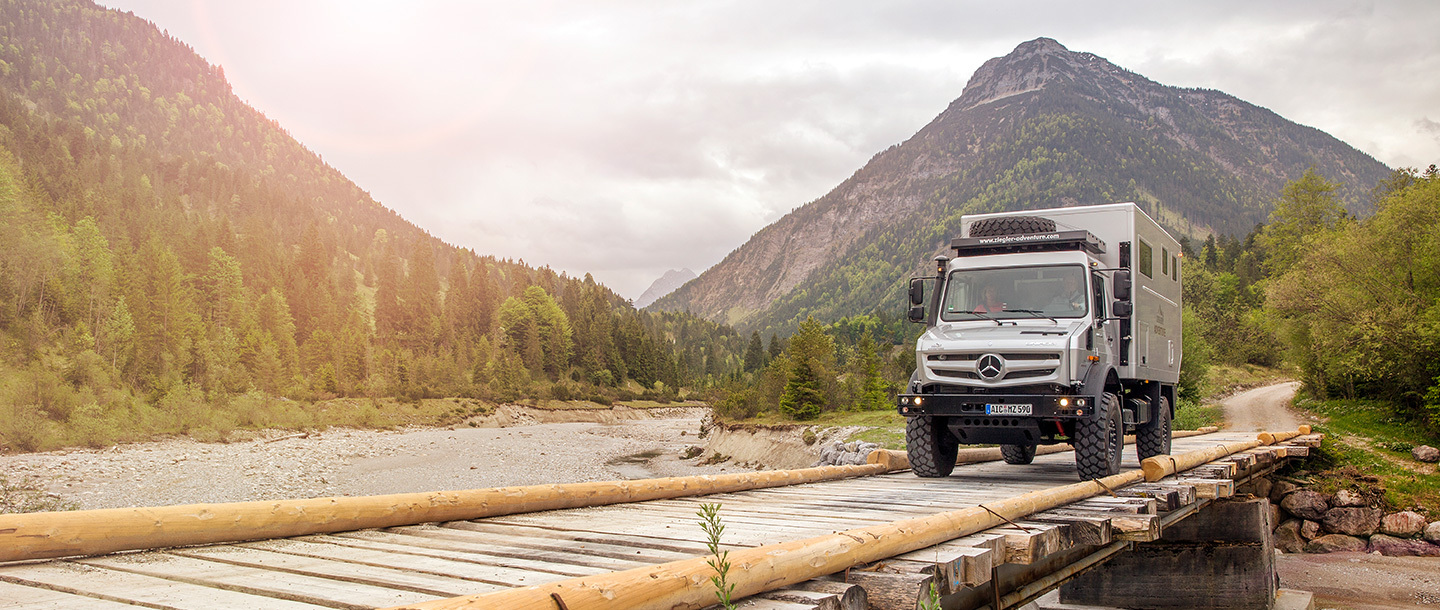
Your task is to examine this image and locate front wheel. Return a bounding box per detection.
[906,416,958,478]
[1074,392,1123,480]
[1136,395,1173,460]
[1000,444,1037,465]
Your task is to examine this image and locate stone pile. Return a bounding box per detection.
[814,441,881,467]
[1262,477,1440,557]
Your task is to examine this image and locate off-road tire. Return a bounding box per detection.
[1136,395,1173,460]
[967,215,1057,238]
[1074,392,1123,480]
[1000,444,1037,465]
[906,416,959,478]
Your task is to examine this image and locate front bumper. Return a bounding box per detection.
[896,393,1095,419]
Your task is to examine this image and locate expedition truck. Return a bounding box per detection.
[897,203,1181,480]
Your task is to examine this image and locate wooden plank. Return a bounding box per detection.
[1045,509,1159,542]
[0,580,152,609]
[1280,445,1309,457]
[992,523,1069,564]
[1173,477,1235,499]
[298,534,613,577]
[781,580,867,610]
[236,539,571,588]
[0,561,328,610]
[1115,485,1181,511]
[405,524,698,563]
[171,545,497,596]
[1071,497,1156,514]
[733,598,822,609]
[325,531,650,573]
[1119,483,1196,509]
[451,520,712,554]
[1028,511,1113,546]
[893,543,994,591]
[76,553,438,608]
[845,569,932,610]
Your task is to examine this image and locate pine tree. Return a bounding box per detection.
[778,358,824,420]
[743,330,764,372]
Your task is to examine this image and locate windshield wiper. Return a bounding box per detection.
[1002,308,1057,323]
[966,311,1003,326]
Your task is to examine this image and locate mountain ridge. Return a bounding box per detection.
[635,268,696,308]
[648,37,1390,336]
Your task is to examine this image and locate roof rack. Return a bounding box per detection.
[950,230,1107,257]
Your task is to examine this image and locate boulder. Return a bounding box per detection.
[1413,445,1440,463]
[1274,519,1305,553]
[1304,534,1367,554]
[1281,490,1329,520]
[1322,507,1382,536]
[1330,489,1367,507]
[1380,511,1428,538]
[1251,477,1273,499]
[1300,520,1323,540]
[1425,521,1440,544]
[1269,480,1299,503]
[1367,534,1440,557]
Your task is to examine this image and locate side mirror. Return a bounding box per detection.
[908,278,926,306]
[1111,300,1133,318]
[907,305,926,324]
[1113,269,1132,302]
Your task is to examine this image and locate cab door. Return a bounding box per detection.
[1091,272,1115,364]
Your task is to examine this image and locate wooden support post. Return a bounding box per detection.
[1062,497,1276,609]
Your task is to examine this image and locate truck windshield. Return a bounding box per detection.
[940,265,1089,321]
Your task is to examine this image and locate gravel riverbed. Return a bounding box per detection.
[2,410,737,510]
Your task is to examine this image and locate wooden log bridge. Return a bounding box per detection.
[0,427,1318,610]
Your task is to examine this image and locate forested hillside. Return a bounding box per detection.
[650,38,1392,338]
[0,0,744,452]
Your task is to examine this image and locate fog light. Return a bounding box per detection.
[914,396,924,406]
[1059,397,1070,407]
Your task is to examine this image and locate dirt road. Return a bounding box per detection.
[1224,381,1440,610]
[1222,380,1303,432]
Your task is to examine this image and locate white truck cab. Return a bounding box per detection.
[897,203,1182,480]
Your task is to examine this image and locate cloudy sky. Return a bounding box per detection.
[100,1,1440,299]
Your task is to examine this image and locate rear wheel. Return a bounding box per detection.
[1075,392,1123,480]
[1137,395,1173,460]
[1000,444,1037,465]
[906,416,959,478]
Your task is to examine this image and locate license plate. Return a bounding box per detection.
[986,403,1033,416]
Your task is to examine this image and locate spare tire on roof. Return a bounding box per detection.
[968,215,1056,237]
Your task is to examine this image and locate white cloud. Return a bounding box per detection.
[101,0,1440,297]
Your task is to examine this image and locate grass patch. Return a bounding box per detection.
[1292,396,1440,517]
[846,426,907,450]
[1173,397,1223,430]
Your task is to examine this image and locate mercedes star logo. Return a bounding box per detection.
[976,353,1005,380]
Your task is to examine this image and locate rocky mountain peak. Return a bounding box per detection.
[956,37,1108,111]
